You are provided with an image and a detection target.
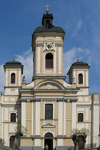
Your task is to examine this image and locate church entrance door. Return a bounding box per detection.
[44,132,53,150]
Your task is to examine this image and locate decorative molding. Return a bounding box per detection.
[57,99,64,102]
[57,135,63,138]
[57,98,78,102]
[30,99,41,102]
[21,99,27,102]
[70,99,78,102]
[21,99,41,102]
[2,104,20,107]
[36,43,43,47]
[55,43,63,47]
[40,119,58,121]
[42,123,56,128]
[34,135,41,138]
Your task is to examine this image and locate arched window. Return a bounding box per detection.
[10,113,16,122]
[78,113,83,122]
[45,104,53,120]
[11,73,15,84]
[10,135,15,147]
[45,53,53,69]
[78,74,83,84]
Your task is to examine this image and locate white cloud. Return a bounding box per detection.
[0,48,33,93]
[0,46,97,94]
[63,47,91,75]
[72,20,82,37]
[16,48,33,83]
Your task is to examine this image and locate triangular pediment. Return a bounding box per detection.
[42,123,56,128]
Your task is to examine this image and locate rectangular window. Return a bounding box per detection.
[78,113,83,122]
[11,113,16,122]
[45,104,53,120]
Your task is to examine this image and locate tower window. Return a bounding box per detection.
[11,73,15,84]
[45,104,53,120]
[45,53,53,69]
[78,74,83,84]
[78,113,83,122]
[10,113,16,122]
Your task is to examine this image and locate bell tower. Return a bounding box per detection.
[32,6,65,79]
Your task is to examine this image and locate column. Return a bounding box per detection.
[57,99,63,146]
[21,100,26,135]
[58,46,62,74]
[36,45,40,74]
[34,99,41,146]
[72,102,76,129]
[31,102,34,136]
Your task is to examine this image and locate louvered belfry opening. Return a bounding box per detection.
[78,73,83,84]
[46,53,53,68]
[11,73,15,84]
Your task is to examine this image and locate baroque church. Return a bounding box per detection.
[0,6,99,150]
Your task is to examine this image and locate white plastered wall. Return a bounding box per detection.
[93,104,99,147]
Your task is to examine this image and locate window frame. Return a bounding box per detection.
[78,73,83,84]
[11,73,16,84]
[78,113,84,122]
[45,104,53,120]
[10,113,16,122]
[45,53,53,69]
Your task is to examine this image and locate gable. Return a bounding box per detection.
[38,84,59,90]
[42,123,56,128]
[34,80,65,90]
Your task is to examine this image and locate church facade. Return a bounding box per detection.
[0,8,99,150]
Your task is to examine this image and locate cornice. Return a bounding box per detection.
[57,98,78,102]
[20,136,71,139]
[21,98,41,102]
[32,76,66,80]
[19,88,79,95]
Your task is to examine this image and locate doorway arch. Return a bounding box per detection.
[44,132,53,150]
[10,135,15,147]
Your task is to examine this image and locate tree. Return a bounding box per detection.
[72,128,90,149]
[13,125,27,148]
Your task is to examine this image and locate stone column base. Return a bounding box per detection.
[56,146,74,150]
[19,146,42,150]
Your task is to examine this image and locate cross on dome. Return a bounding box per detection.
[45,4,50,13]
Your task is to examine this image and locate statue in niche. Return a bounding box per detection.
[22,76,26,83]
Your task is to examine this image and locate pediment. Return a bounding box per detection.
[34,80,65,90]
[38,84,59,90]
[42,123,56,128]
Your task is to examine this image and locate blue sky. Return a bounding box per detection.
[0,0,100,97]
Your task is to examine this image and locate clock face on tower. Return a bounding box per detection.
[45,42,54,50]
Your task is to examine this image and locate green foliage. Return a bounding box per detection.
[72,128,90,147]
[0,138,4,145]
[14,125,27,137]
[72,128,90,137]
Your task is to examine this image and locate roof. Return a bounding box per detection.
[33,12,65,34]
[4,61,23,73]
[5,61,22,66]
[72,61,89,66]
[67,61,90,75]
[34,26,65,33]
